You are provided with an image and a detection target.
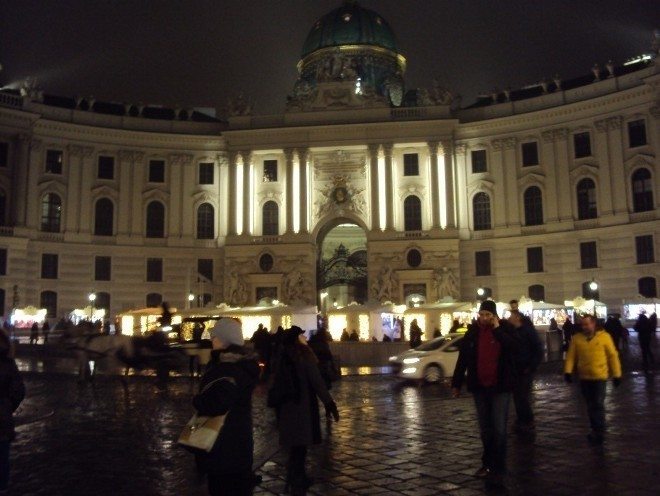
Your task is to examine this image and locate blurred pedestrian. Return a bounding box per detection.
[562,317,575,351]
[250,324,272,379]
[635,313,654,373]
[269,327,339,495]
[340,329,349,342]
[0,330,25,494]
[564,314,621,445]
[308,329,338,390]
[41,321,50,344]
[604,315,624,351]
[29,322,39,345]
[349,329,359,342]
[409,319,423,348]
[451,300,518,488]
[192,318,261,496]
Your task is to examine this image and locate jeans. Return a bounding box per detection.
[513,372,535,425]
[473,390,511,474]
[0,440,10,491]
[580,380,607,433]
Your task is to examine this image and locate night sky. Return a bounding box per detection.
[1,0,658,116]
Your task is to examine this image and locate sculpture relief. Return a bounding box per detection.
[315,175,366,219]
[433,266,459,301]
[371,265,399,303]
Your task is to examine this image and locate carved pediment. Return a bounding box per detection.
[191,190,217,206]
[143,188,170,203]
[467,178,495,195]
[91,184,119,200]
[518,172,546,188]
[37,178,67,196]
[570,163,599,180]
[624,153,655,176]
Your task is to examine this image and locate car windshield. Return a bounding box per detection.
[415,338,448,351]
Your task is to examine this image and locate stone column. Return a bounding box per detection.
[454,144,469,234]
[78,146,94,234]
[368,144,380,231]
[241,150,252,236]
[12,134,31,226]
[168,154,184,238]
[541,131,559,222]
[553,129,572,221]
[428,141,441,229]
[605,116,627,215]
[593,120,614,216]
[216,153,228,237]
[298,148,309,234]
[490,139,507,228]
[501,138,520,226]
[383,143,395,231]
[227,151,239,235]
[129,152,145,236]
[284,148,295,233]
[441,140,456,229]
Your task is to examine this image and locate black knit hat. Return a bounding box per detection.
[282,326,305,345]
[479,300,498,316]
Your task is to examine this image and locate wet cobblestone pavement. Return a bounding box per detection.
[9,339,660,496]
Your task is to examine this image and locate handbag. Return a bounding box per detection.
[178,377,234,453]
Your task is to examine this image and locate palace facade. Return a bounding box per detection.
[0,2,658,320]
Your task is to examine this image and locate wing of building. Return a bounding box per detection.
[0,1,658,320]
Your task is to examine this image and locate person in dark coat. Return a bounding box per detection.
[250,324,272,378]
[340,329,350,342]
[409,319,423,348]
[308,329,337,390]
[451,300,518,489]
[193,318,260,496]
[604,315,624,351]
[29,322,39,345]
[635,313,654,373]
[508,311,543,431]
[0,330,25,493]
[562,317,576,351]
[41,321,50,343]
[274,327,339,495]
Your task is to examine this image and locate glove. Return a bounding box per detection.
[613,378,621,387]
[325,401,339,422]
[564,373,572,384]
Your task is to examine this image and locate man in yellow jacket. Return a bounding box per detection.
[564,314,622,445]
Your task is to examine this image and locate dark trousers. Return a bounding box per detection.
[0,440,10,491]
[640,339,654,372]
[473,390,511,474]
[513,372,535,425]
[580,380,607,433]
[207,472,254,496]
[287,446,308,494]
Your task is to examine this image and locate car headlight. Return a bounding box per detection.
[389,356,398,362]
[403,357,420,364]
[402,367,417,374]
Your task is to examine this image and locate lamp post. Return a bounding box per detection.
[188,292,195,309]
[476,287,486,301]
[88,293,96,321]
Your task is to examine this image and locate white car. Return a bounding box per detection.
[388,333,465,383]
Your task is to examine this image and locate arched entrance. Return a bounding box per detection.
[316,219,368,312]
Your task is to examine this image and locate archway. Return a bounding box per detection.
[316,219,368,312]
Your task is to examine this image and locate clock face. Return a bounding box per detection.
[332,186,349,204]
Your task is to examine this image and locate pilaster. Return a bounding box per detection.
[284,148,295,233]
[428,141,440,229]
[383,143,395,231]
[368,144,380,231]
[298,148,309,234]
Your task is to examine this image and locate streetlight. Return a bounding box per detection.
[88,293,96,321]
[188,293,195,309]
[589,280,598,292]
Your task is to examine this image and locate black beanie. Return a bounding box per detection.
[479,300,498,316]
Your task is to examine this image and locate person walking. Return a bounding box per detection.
[635,313,655,373]
[604,315,624,351]
[508,310,543,432]
[192,318,261,496]
[0,330,25,495]
[29,322,39,345]
[308,329,338,390]
[451,300,518,488]
[270,327,339,495]
[409,319,423,348]
[563,314,621,445]
[250,324,272,379]
[41,321,50,344]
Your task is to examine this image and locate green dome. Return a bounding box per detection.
[301,2,398,58]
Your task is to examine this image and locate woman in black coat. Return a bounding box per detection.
[193,319,260,496]
[274,327,339,495]
[0,330,25,493]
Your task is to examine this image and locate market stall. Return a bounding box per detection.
[10,306,47,328]
[564,297,607,320]
[403,301,474,337]
[622,297,660,325]
[516,298,569,328]
[69,306,106,325]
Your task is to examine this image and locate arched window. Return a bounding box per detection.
[94,198,114,236]
[146,292,162,308]
[528,284,545,302]
[145,201,165,238]
[262,201,279,236]
[403,195,422,231]
[95,292,111,313]
[638,277,657,298]
[0,191,6,226]
[40,290,57,317]
[196,203,215,239]
[576,178,597,220]
[524,186,544,226]
[473,192,491,231]
[632,168,654,212]
[40,193,62,232]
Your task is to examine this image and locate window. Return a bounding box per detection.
[573,132,592,158]
[403,153,419,176]
[628,119,647,148]
[45,149,63,174]
[635,235,655,264]
[475,251,491,276]
[95,256,111,281]
[262,201,279,235]
[0,142,8,167]
[41,253,58,279]
[528,284,545,302]
[259,253,274,272]
[582,281,599,300]
[198,163,214,185]
[95,292,111,312]
[471,150,487,173]
[94,198,114,236]
[146,258,163,282]
[145,201,165,238]
[523,186,544,226]
[521,142,539,167]
[576,178,597,220]
[0,192,6,226]
[196,203,215,239]
[403,195,422,231]
[632,168,654,212]
[638,277,657,298]
[40,290,57,317]
[0,248,6,275]
[40,193,62,232]
[473,192,491,231]
[527,247,544,273]
[97,156,114,179]
[148,160,165,183]
[580,242,598,269]
[263,160,278,182]
[406,249,422,268]
[198,259,213,281]
[146,292,162,307]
